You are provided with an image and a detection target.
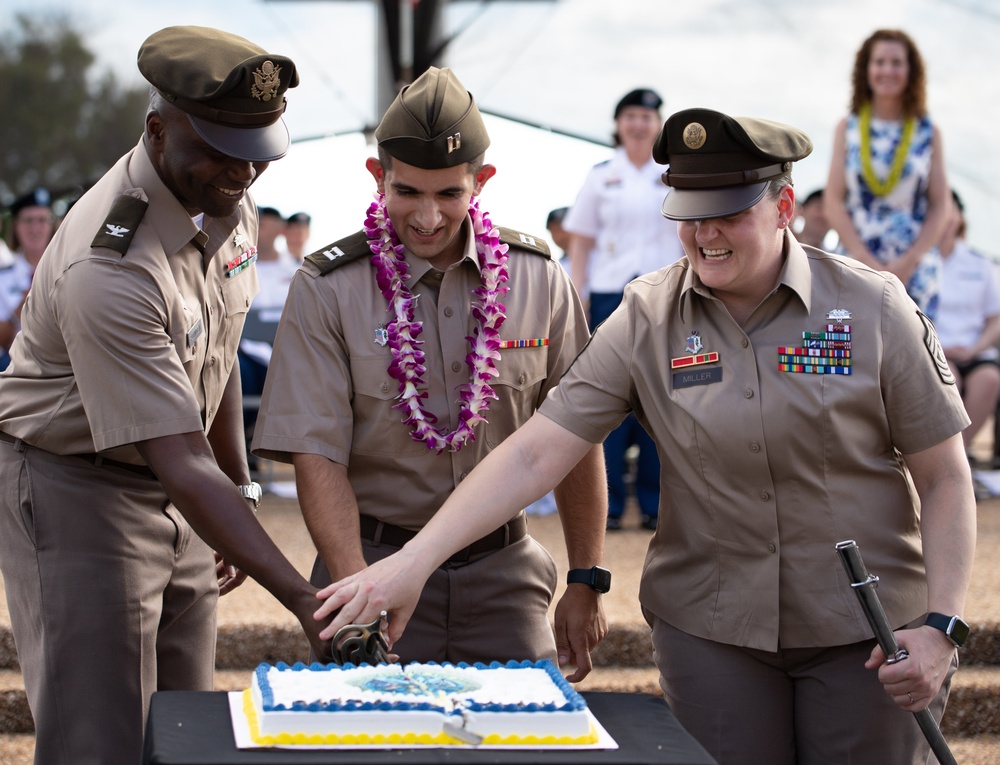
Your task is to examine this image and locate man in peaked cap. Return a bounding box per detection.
[253,66,610,678]
[0,26,336,764]
[314,107,974,765]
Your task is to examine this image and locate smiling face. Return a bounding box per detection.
[867,40,910,101]
[366,156,495,270]
[13,205,55,260]
[615,106,661,153]
[146,103,269,219]
[677,184,795,319]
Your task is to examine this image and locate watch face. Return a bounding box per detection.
[593,567,612,593]
[950,617,971,647]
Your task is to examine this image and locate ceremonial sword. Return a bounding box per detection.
[836,539,957,765]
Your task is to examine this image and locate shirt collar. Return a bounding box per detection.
[134,136,243,260]
[401,213,478,288]
[679,231,812,320]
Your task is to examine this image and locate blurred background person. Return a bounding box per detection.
[283,210,311,262]
[564,87,683,531]
[0,188,55,371]
[825,28,950,321]
[546,206,571,259]
[238,204,296,476]
[793,188,837,250]
[934,189,1000,461]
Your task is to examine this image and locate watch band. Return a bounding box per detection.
[566,566,612,593]
[238,481,262,510]
[924,612,970,648]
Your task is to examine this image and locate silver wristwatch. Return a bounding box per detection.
[238,481,262,510]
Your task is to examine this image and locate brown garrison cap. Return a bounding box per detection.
[654,108,813,221]
[375,67,489,169]
[138,26,299,163]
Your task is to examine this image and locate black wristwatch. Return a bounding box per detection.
[924,612,970,648]
[238,481,262,511]
[567,566,612,593]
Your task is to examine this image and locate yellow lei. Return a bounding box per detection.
[859,103,915,197]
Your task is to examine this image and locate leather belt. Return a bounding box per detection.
[359,513,527,567]
[0,431,157,480]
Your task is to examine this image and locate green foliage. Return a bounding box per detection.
[0,13,147,210]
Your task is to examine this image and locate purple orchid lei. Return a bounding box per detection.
[365,193,509,453]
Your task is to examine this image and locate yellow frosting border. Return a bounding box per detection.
[242,689,598,746]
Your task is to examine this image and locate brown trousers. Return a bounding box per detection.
[311,530,558,665]
[649,614,955,765]
[0,438,218,765]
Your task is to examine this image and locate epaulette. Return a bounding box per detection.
[91,194,148,255]
[305,230,373,276]
[498,227,550,259]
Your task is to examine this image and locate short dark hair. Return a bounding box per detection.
[546,207,569,227]
[376,145,484,178]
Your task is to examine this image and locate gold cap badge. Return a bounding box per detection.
[251,60,282,101]
[683,122,707,150]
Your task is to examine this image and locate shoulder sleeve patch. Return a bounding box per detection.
[918,310,955,385]
[497,227,551,259]
[304,230,373,275]
[91,194,148,255]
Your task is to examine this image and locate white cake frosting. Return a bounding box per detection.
[244,659,596,746]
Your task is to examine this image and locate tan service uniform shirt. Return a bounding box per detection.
[540,235,969,651]
[254,219,590,529]
[0,137,259,461]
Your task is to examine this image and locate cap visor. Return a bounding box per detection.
[660,182,769,221]
[189,115,290,163]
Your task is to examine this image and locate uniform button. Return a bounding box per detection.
[741,338,749,348]
[433,272,443,281]
[768,542,776,554]
[749,442,760,453]
[744,388,754,399]
[380,383,390,393]
[208,408,214,419]
[760,491,770,502]
[518,372,527,385]
[460,471,468,480]
[208,356,216,367]
[245,298,250,307]
[444,307,454,317]
[452,361,462,373]
[208,306,214,315]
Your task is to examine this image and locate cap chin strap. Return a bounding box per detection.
[663,161,786,190]
[160,90,287,128]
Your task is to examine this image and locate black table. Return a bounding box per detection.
[142,691,716,765]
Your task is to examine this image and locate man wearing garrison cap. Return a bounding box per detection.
[0,26,337,763]
[254,66,609,676]
[314,107,974,765]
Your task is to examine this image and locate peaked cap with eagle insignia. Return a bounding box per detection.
[305,227,550,276]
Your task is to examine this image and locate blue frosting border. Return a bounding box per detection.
[254,659,587,714]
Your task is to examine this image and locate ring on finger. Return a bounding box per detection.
[907,692,915,705]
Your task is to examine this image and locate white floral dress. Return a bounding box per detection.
[842,112,940,320]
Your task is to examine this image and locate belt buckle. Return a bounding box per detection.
[331,610,391,665]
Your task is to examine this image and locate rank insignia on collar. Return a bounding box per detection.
[374,324,389,347]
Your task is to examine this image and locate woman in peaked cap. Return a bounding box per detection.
[313,106,974,765]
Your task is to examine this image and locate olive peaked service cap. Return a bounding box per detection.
[375,67,489,169]
[654,108,813,221]
[138,26,299,163]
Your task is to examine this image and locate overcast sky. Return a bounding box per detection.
[5,0,999,253]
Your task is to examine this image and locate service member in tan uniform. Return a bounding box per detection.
[0,27,335,765]
[316,108,976,765]
[253,67,609,679]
